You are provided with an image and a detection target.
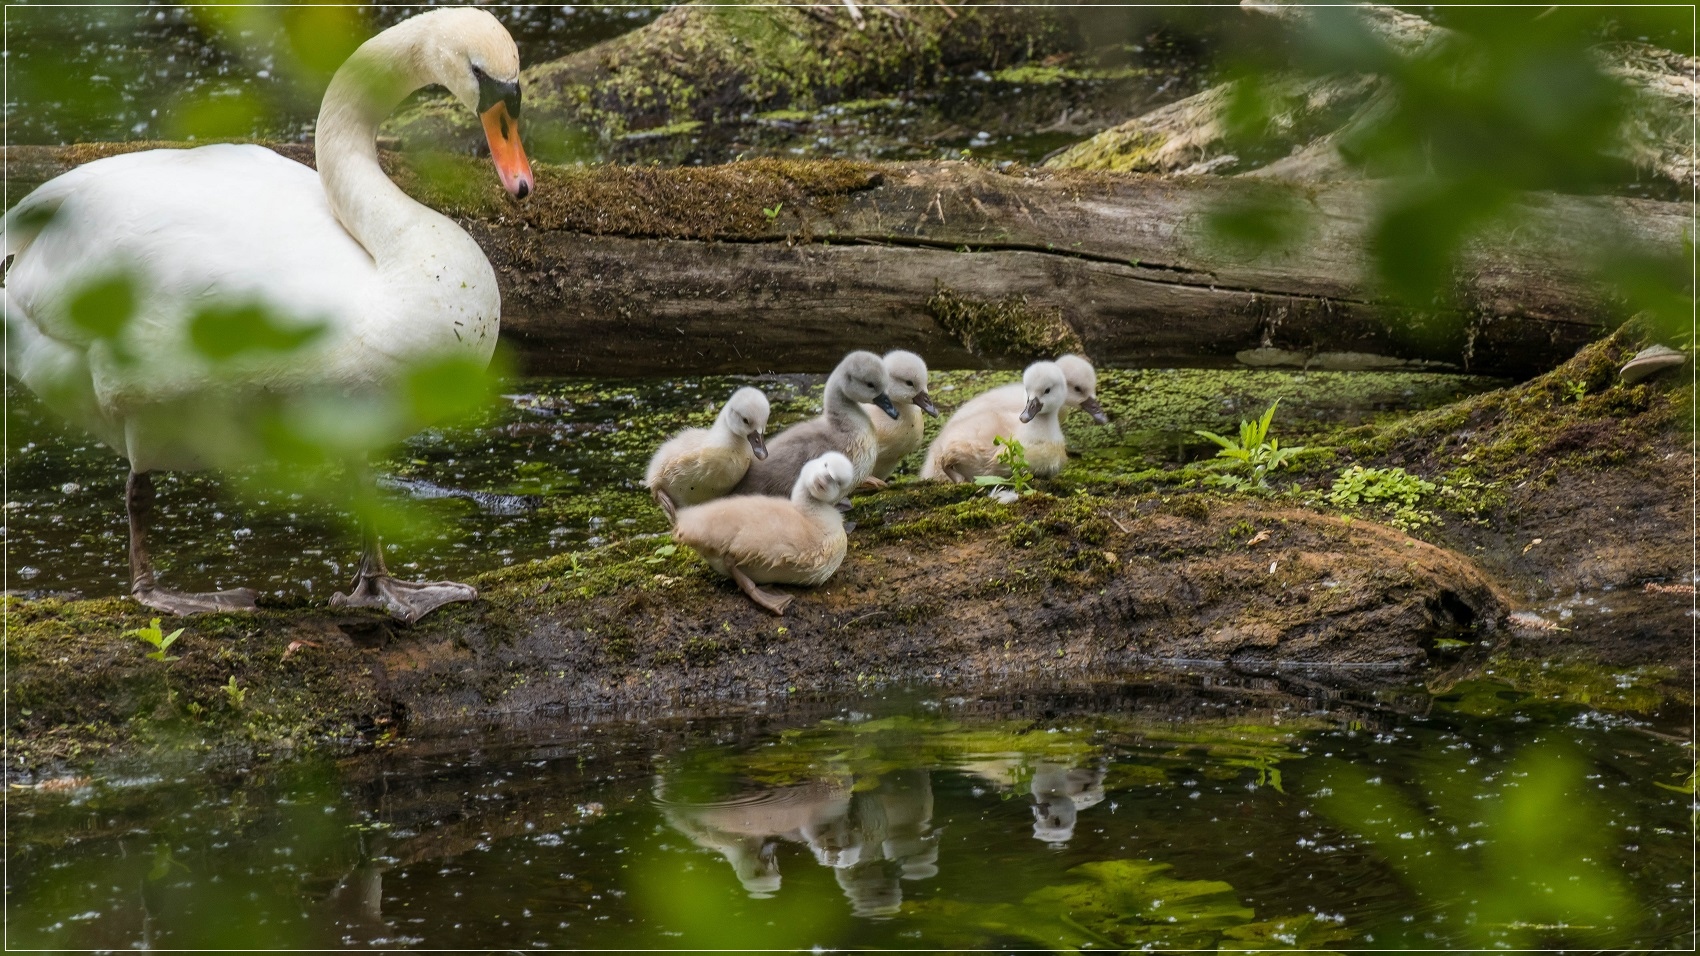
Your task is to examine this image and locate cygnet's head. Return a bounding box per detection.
[731,839,783,898]
[882,350,938,417]
[834,351,898,419]
[1019,361,1069,423]
[396,8,534,199]
[1055,354,1108,424]
[718,386,771,460]
[796,451,855,504]
[803,814,864,868]
[1031,795,1080,845]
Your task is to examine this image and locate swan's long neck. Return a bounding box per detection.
[313,20,499,364]
[316,25,441,264]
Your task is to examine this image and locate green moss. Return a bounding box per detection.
[391,154,881,240]
[926,288,1084,361]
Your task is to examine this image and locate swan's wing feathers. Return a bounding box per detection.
[7,146,376,356]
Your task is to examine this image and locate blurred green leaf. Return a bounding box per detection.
[66,273,137,342]
[1202,187,1314,260]
[1313,739,1632,948]
[188,303,328,361]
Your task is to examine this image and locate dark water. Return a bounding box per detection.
[4,369,1498,603]
[4,3,659,145]
[6,681,1692,950]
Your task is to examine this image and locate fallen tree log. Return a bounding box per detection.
[4,145,1683,378]
[1050,0,1697,191]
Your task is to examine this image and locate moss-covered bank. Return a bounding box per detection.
[6,327,1689,781]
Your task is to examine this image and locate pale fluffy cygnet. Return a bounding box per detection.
[948,353,1109,426]
[672,451,856,615]
[920,361,1069,483]
[862,350,939,481]
[732,350,897,498]
[645,386,770,517]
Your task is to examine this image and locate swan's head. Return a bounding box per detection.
[1056,354,1107,424]
[835,351,897,419]
[719,386,771,460]
[798,452,855,505]
[418,8,534,199]
[1020,361,1068,423]
[883,350,938,417]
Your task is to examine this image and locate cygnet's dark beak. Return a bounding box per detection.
[1020,395,1043,424]
[748,432,768,460]
[914,392,939,417]
[1080,396,1108,425]
[873,393,900,420]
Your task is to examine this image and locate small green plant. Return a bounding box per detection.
[221,676,246,709]
[643,542,679,565]
[761,202,783,220]
[126,618,184,662]
[1561,379,1588,402]
[974,435,1036,495]
[1193,400,1305,491]
[1327,464,1437,530]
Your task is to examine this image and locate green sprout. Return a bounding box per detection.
[975,435,1037,495]
[1194,399,1306,491]
[126,618,185,662]
[222,676,246,710]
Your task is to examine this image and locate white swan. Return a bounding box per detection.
[2,8,534,622]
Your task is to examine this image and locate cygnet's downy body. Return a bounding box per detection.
[948,353,1109,426]
[862,350,939,481]
[920,362,1069,483]
[645,386,770,516]
[672,451,856,615]
[732,351,897,498]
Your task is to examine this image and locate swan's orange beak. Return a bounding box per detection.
[481,102,533,200]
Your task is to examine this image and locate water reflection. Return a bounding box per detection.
[657,769,939,917]
[7,682,1690,949]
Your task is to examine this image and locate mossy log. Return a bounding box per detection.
[3,145,1683,378]
[1050,0,1697,190]
[387,0,1083,162]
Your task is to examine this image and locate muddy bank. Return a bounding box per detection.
[5,492,1501,776]
[6,330,1689,779]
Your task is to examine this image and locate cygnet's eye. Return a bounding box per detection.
[904,379,915,388]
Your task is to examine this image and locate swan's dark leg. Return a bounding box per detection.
[127,470,258,615]
[730,565,792,616]
[330,481,477,624]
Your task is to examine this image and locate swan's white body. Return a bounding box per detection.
[5,13,509,472]
[1,7,532,619]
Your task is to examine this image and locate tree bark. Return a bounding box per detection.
[4,145,1682,378]
[1049,0,1697,192]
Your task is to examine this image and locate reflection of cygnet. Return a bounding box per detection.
[1029,762,1107,845]
[803,811,863,868]
[835,860,904,918]
[655,777,851,897]
[830,769,940,918]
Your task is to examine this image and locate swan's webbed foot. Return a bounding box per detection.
[133,585,258,616]
[731,566,793,616]
[331,574,477,624]
[857,476,888,491]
